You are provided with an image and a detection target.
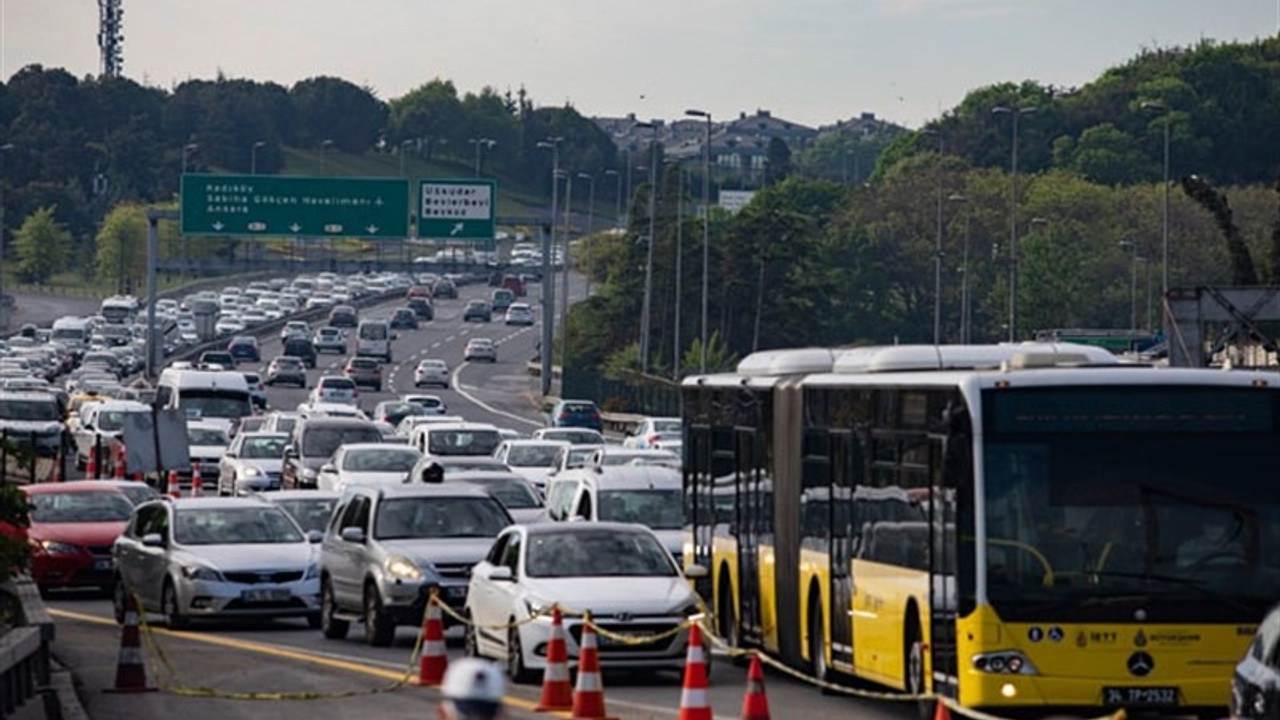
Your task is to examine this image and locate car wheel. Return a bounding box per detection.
[112,576,128,624]
[464,611,481,658]
[506,624,535,684]
[808,597,826,684]
[375,385,382,393]
[163,579,189,629]
[363,584,395,647]
[320,580,349,639]
[306,612,322,630]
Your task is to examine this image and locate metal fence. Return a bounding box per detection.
[561,368,681,417]
[0,578,54,720]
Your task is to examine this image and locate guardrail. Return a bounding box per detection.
[0,577,55,720]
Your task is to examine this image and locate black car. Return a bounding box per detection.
[227,335,261,363]
[282,336,318,369]
[389,307,419,330]
[433,279,458,299]
[463,300,491,323]
[407,296,434,321]
[329,305,359,328]
[1234,604,1280,719]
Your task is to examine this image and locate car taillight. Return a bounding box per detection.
[373,367,380,374]
[558,412,570,420]
[345,368,353,374]
[647,434,659,444]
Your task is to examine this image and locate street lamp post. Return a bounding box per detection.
[399,139,415,177]
[992,104,1038,341]
[469,138,495,177]
[635,121,660,375]
[1120,241,1140,330]
[536,138,562,396]
[0,143,13,332]
[1141,101,1172,301]
[666,161,685,379]
[320,139,335,174]
[181,142,199,175]
[577,172,595,297]
[559,169,572,375]
[685,108,712,372]
[251,140,266,175]
[948,193,972,343]
[603,169,621,230]
[923,130,945,344]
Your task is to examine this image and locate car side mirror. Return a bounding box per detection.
[284,445,298,459]
[488,566,513,582]
[340,527,366,543]
[141,533,165,548]
[320,463,336,474]
[683,564,708,579]
[225,451,237,459]
[306,530,324,544]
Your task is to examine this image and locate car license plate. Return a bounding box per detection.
[93,559,112,571]
[444,586,467,600]
[1102,687,1179,706]
[242,588,291,602]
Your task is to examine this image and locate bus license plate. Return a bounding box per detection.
[242,589,290,602]
[1103,687,1179,706]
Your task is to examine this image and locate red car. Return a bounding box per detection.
[22,481,136,594]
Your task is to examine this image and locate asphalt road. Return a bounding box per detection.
[40,276,915,720]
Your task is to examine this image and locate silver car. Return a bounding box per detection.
[319,484,512,646]
[112,497,322,628]
[218,432,288,495]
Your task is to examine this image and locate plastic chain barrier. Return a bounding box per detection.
[130,587,424,701]
[692,618,1125,720]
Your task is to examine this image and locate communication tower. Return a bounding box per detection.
[98,0,123,78]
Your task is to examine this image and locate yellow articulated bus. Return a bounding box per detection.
[683,343,1280,718]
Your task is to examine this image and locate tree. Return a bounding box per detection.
[13,206,70,283]
[95,203,148,292]
[764,137,792,186]
[290,76,388,153]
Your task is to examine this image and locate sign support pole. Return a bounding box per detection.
[146,209,180,381]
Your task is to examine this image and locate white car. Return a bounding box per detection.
[214,316,246,336]
[402,393,447,415]
[218,432,287,495]
[504,303,535,326]
[492,440,570,494]
[186,420,230,486]
[622,418,683,449]
[281,321,311,341]
[296,401,369,421]
[463,338,496,363]
[465,522,704,681]
[309,376,359,406]
[413,359,450,388]
[315,443,423,493]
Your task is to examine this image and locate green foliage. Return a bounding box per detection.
[13,205,71,283]
[290,76,387,153]
[0,476,32,584]
[94,203,148,291]
[682,331,737,374]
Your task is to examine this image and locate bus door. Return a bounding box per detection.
[929,404,969,698]
[736,427,764,644]
[828,430,858,669]
[686,423,714,602]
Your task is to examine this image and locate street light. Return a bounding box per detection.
[634,121,660,375]
[948,193,972,343]
[320,139,335,174]
[922,129,945,344]
[181,142,199,174]
[577,172,595,297]
[399,139,415,177]
[469,138,496,177]
[250,140,266,175]
[536,138,563,396]
[603,169,621,230]
[0,143,13,332]
[991,104,1038,341]
[1119,241,1141,330]
[685,108,712,372]
[666,161,685,379]
[1141,101,1172,302]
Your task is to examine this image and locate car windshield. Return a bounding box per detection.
[97,410,135,432]
[374,497,510,539]
[564,447,598,468]
[175,506,303,545]
[562,403,596,414]
[343,448,419,472]
[598,489,684,529]
[302,427,382,457]
[29,491,134,522]
[525,529,676,578]
[0,399,59,421]
[181,390,252,419]
[652,420,682,433]
[274,358,302,369]
[457,477,541,509]
[272,498,338,534]
[116,485,159,506]
[505,446,560,468]
[427,429,501,456]
[241,436,286,459]
[320,378,355,390]
[187,427,228,446]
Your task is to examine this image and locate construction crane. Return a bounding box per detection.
[97,0,123,78]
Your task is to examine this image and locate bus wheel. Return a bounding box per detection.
[718,581,747,667]
[905,616,931,720]
[808,598,828,685]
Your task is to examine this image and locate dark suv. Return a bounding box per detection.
[329,305,359,328]
[227,335,261,363]
[406,296,434,321]
[463,300,491,323]
[282,336,318,369]
[282,417,384,489]
[432,279,458,299]
[344,357,383,391]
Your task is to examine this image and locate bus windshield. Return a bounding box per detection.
[982,386,1280,622]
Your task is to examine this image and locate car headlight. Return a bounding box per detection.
[39,540,80,555]
[524,596,554,617]
[182,564,223,582]
[300,467,318,480]
[386,556,422,581]
[241,466,263,477]
[304,563,320,580]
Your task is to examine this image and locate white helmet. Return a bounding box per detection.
[441,658,505,719]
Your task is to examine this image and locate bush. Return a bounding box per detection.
[0,480,31,584]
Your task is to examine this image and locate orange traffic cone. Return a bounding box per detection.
[105,591,156,693]
[570,614,614,720]
[741,655,770,720]
[190,463,204,498]
[86,445,98,479]
[536,607,573,711]
[933,700,952,720]
[113,444,125,480]
[166,469,181,499]
[416,595,448,686]
[678,622,712,720]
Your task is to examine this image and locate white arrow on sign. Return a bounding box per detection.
[289,223,302,233]
[324,224,343,234]
[374,197,384,207]
[450,222,464,236]
[367,225,380,234]
[212,221,225,231]
[248,221,267,232]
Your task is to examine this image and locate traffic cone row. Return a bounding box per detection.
[536,607,573,711]
[166,469,181,499]
[571,614,613,720]
[417,597,448,686]
[86,446,98,479]
[190,463,204,498]
[112,444,125,480]
[105,592,155,693]
[678,623,711,720]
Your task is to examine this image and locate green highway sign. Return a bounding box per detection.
[180,174,410,238]
[418,179,496,239]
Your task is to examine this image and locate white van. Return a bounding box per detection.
[155,368,253,433]
[356,319,393,363]
[51,317,91,351]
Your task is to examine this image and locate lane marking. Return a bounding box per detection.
[451,363,543,429]
[49,607,548,713]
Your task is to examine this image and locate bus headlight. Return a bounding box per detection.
[973,651,1037,675]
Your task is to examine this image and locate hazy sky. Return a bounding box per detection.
[2,0,1276,130]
